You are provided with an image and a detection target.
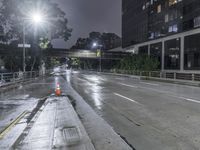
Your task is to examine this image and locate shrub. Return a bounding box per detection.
[115,54,160,71]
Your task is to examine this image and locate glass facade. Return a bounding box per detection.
[150,42,162,69]
[164,38,180,70]
[122,0,148,48]
[122,0,200,71]
[184,33,200,70]
[123,0,200,47]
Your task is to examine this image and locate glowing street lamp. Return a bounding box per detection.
[92,42,103,72]
[22,12,44,72]
[32,13,43,24]
[92,42,98,48]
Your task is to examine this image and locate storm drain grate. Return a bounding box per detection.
[62,126,81,146]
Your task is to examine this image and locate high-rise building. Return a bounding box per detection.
[122,0,200,71]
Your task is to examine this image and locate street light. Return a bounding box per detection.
[22,12,43,73]
[92,42,98,48]
[32,13,43,24]
[92,42,103,72]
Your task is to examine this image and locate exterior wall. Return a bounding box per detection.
[126,28,200,73]
[122,0,148,48]
[122,0,200,72]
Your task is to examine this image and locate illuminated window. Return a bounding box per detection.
[169,0,181,6]
[157,4,161,13]
[168,24,178,32]
[194,16,200,28]
[172,24,178,32]
[169,0,177,6]
[165,14,169,22]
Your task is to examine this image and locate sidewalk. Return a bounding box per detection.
[12,96,95,150]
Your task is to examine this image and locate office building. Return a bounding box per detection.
[122,0,200,71]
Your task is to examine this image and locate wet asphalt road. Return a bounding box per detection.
[70,71,200,150]
[1,71,200,150]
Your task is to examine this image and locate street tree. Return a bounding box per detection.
[0,0,72,71]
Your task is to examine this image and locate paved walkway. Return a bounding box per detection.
[13,96,95,150]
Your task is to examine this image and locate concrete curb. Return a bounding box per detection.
[141,76,200,87]
[86,71,200,87]
[68,84,133,150]
[85,70,141,80]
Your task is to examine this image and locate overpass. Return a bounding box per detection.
[0,44,129,60]
[43,48,129,60]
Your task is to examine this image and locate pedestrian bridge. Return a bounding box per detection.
[43,48,128,60]
[0,44,129,60]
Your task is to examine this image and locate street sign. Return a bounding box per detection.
[18,44,31,48]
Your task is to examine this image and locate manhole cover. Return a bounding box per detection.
[62,126,81,146]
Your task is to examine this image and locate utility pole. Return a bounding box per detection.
[100,49,102,72]
[23,22,26,73]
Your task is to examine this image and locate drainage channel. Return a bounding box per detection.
[118,133,136,150]
[11,97,48,149]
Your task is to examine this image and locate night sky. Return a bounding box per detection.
[51,0,122,49]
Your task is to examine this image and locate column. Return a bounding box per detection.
[162,40,165,71]
[180,36,184,71]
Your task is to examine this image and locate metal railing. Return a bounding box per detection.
[103,69,200,82]
[0,70,53,87]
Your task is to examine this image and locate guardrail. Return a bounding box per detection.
[102,69,200,82]
[0,70,53,87]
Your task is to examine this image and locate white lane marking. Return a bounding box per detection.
[118,82,200,105]
[179,97,200,104]
[118,83,138,88]
[140,82,159,86]
[114,92,140,104]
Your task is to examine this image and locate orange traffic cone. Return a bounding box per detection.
[55,83,61,96]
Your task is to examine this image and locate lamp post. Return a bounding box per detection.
[22,12,43,73]
[93,42,103,72]
[22,22,26,73]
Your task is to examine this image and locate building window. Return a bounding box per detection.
[157,4,161,13]
[164,38,180,70]
[155,31,161,37]
[168,26,173,32]
[149,32,155,39]
[146,2,150,8]
[169,0,177,6]
[168,24,178,33]
[142,5,146,10]
[184,33,200,70]
[150,42,162,69]
[194,16,200,28]
[172,24,178,32]
[165,14,169,22]
[139,45,148,55]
